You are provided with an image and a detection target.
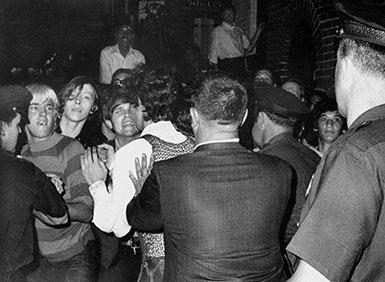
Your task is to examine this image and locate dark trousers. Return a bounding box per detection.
[27,241,98,282]
[218,56,247,78]
[98,245,141,282]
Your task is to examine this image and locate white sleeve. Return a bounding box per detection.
[208,29,220,64]
[138,51,146,65]
[100,49,111,84]
[111,139,153,237]
[89,180,114,232]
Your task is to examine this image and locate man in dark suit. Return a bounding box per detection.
[126,72,293,281]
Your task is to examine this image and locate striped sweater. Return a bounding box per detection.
[21,132,94,261]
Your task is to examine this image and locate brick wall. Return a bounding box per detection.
[255,0,339,95]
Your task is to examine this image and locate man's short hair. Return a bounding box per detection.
[102,85,140,121]
[255,106,298,128]
[221,5,236,17]
[114,22,134,35]
[191,72,247,125]
[339,38,385,78]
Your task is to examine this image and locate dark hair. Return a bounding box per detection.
[0,110,17,125]
[311,98,345,129]
[111,67,144,89]
[221,5,236,17]
[339,38,385,78]
[59,76,101,114]
[138,70,177,123]
[102,85,141,121]
[191,71,247,125]
[114,22,134,34]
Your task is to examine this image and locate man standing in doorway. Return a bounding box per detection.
[100,23,145,84]
[208,6,264,77]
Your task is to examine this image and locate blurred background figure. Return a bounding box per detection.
[253,68,278,86]
[281,78,306,104]
[111,68,138,89]
[100,23,145,84]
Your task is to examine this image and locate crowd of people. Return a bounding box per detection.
[1,1,385,282]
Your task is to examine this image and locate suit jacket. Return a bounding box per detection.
[260,133,320,246]
[127,142,292,281]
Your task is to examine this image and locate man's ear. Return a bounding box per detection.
[190,107,200,128]
[105,119,114,130]
[258,111,267,128]
[90,105,98,115]
[340,55,356,89]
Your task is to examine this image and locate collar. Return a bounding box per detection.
[140,121,187,144]
[261,132,293,150]
[222,22,235,29]
[350,103,385,130]
[27,132,63,152]
[194,138,239,150]
[114,44,134,55]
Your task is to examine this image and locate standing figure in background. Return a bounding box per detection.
[281,79,306,104]
[100,23,145,84]
[208,6,264,77]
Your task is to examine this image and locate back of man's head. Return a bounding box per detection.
[191,72,247,126]
[339,38,385,79]
[336,1,385,79]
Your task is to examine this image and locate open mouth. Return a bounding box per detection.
[37,120,48,126]
[122,121,134,128]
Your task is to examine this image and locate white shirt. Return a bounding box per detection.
[89,121,187,237]
[99,44,145,84]
[208,22,249,64]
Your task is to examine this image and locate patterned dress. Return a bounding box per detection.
[138,134,195,282]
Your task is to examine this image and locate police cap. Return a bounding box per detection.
[254,83,310,118]
[0,85,32,122]
[336,0,385,47]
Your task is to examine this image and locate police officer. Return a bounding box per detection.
[287,1,385,281]
[0,86,68,282]
[252,84,320,247]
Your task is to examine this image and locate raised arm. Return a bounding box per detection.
[246,22,265,54]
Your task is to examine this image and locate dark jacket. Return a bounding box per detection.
[127,142,292,281]
[260,132,320,246]
[0,149,66,277]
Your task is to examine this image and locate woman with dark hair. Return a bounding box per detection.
[58,75,107,147]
